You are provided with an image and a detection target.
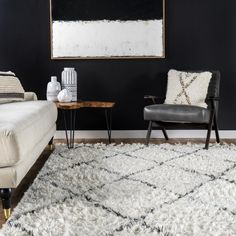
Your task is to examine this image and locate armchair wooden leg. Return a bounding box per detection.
[205,113,215,150]
[161,127,169,141]
[214,116,220,143]
[0,189,12,220]
[146,121,153,146]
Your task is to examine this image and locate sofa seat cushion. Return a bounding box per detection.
[0,101,57,167]
[144,104,210,124]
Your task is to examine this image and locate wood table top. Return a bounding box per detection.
[55,101,115,110]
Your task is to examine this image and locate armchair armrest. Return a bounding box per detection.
[144,95,158,104]
[206,96,220,111]
[144,95,166,105]
[206,96,220,101]
[24,92,38,101]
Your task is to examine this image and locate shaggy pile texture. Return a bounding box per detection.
[1,143,236,236]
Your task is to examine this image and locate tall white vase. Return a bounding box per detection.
[61,68,77,102]
[47,76,61,101]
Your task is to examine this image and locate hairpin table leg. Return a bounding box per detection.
[105,108,113,144]
[63,109,77,149]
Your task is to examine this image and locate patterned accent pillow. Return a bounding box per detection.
[164,69,212,108]
[0,74,25,104]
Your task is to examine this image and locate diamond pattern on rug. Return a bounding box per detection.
[1,143,236,236]
[191,179,236,214]
[166,152,234,176]
[38,144,120,179]
[127,145,182,163]
[12,178,71,216]
[91,154,155,176]
[87,179,178,219]
[112,221,168,236]
[145,196,236,236]
[5,198,129,236]
[43,164,120,195]
[131,164,210,195]
[196,145,236,163]
[222,168,236,182]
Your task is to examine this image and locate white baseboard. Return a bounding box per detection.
[55,130,236,139]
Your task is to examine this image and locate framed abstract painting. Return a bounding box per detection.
[50,0,165,59]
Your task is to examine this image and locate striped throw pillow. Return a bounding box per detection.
[0,74,25,104]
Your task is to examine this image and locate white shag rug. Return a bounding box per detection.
[1,143,236,236]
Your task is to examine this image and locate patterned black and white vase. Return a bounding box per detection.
[61,68,77,102]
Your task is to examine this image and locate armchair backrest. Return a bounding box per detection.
[206,71,220,114]
[206,71,220,99]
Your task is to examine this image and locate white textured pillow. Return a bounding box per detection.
[0,74,25,104]
[164,69,212,108]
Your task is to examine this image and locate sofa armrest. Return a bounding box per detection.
[24,92,38,101]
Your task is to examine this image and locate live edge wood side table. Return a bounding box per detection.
[55,101,115,148]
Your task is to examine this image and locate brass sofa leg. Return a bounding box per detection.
[3,208,11,220]
[48,137,54,151]
[0,189,12,220]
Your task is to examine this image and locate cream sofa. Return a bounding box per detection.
[0,92,57,219]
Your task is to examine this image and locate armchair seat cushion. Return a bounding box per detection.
[144,104,210,124]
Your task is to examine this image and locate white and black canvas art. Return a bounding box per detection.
[50,0,165,59]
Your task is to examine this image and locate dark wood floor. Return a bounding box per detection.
[0,138,235,227]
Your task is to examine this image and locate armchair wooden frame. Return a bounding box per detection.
[144,95,220,150]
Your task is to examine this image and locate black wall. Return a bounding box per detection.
[0,0,236,130]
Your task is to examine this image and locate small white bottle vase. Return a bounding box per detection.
[61,68,77,102]
[47,76,61,101]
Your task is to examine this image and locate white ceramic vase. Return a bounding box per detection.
[57,89,72,103]
[47,76,61,101]
[61,68,77,102]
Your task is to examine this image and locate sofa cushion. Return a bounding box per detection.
[0,101,57,167]
[144,104,210,123]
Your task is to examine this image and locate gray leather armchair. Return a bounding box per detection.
[144,71,220,149]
